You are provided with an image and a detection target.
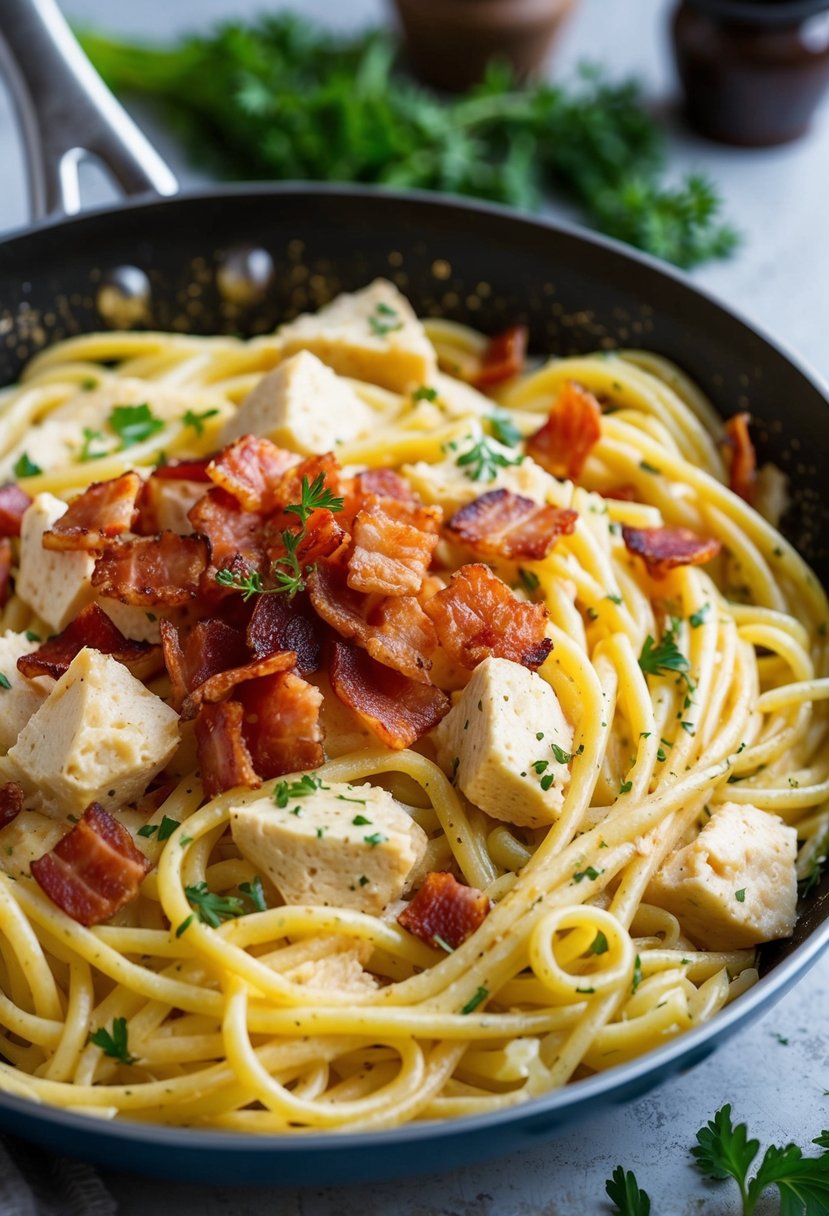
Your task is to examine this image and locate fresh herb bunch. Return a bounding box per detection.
[79,15,738,268]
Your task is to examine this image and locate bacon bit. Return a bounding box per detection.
[0,539,11,609]
[473,325,528,389]
[526,382,603,481]
[448,489,577,561]
[329,640,449,749]
[152,458,212,483]
[622,526,722,578]
[238,670,324,779]
[348,495,441,596]
[42,473,142,551]
[30,803,151,926]
[181,649,296,720]
[275,452,344,509]
[17,603,155,682]
[599,484,638,502]
[160,618,249,711]
[357,468,417,504]
[422,563,553,669]
[0,483,33,537]
[247,594,322,674]
[207,435,299,513]
[724,412,757,504]
[92,532,209,606]
[364,594,437,684]
[194,701,260,799]
[188,487,267,574]
[0,782,24,831]
[264,508,348,569]
[398,871,491,950]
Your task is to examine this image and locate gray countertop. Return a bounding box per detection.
[1,0,827,1211]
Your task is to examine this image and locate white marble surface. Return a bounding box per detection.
[1,1,828,1212]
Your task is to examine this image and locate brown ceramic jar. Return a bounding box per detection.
[390,0,577,92]
[672,0,829,145]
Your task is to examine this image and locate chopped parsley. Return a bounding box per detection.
[89,1017,136,1065]
[368,300,403,336]
[136,823,157,839]
[619,780,632,795]
[689,602,711,628]
[364,832,388,847]
[539,773,556,791]
[24,630,40,643]
[573,865,602,883]
[238,876,267,912]
[460,986,489,1015]
[518,567,540,595]
[638,631,691,682]
[274,773,326,807]
[13,452,42,478]
[456,434,523,482]
[412,385,438,402]
[108,402,165,448]
[79,426,107,462]
[0,674,10,691]
[639,459,661,475]
[587,930,609,956]
[632,953,642,993]
[735,888,746,903]
[157,815,180,843]
[488,408,522,447]
[175,914,194,938]
[352,814,372,826]
[182,407,220,436]
[184,881,246,928]
[606,592,623,605]
[551,743,573,765]
[605,1165,651,1216]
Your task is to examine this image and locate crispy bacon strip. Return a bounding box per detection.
[0,484,32,537]
[92,532,209,606]
[42,473,142,551]
[473,325,528,388]
[422,563,552,669]
[599,484,638,503]
[30,803,151,926]
[448,489,577,560]
[247,594,322,674]
[152,458,212,483]
[622,526,721,578]
[17,603,155,681]
[526,382,602,482]
[0,538,11,609]
[264,508,348,569]
[188,487,267,574]
[0,782,24,831]
[398,871,491,949]
[275,452,343,509]
[357,468,417,504]
[724,412,756,504]
[181,649,296,720]
[329,641,449,749]
[348,495,441,596]
[207,435,299,513]
[308,562,435,682]
[238,670,324,779]
[160,618,249,711]
[195,701,260,799]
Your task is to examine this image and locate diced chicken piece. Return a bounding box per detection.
[286,942,378,994]
[231,780,428,915]
[0,630,52,750]
[148,478,207,535]
[17,494,96,631]
[97,598,163,645]
[221,351,375,454]
[404,433,570,515]
[0,420,80,481]
[646,802,798,950]
[0,810,65,878]
[434,656,574,829]
[279,280,437,393]
[7,647,179,819]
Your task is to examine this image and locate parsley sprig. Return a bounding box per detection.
[182,407,220,436]
[89,1017,136,1065]
[108,402,164,449]
[184,881,246,928]
[456,435,523,482]
[273,772,326,807]
[606,1165,650,1215]
[638,628,691,685]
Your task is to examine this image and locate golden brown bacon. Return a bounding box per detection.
[447,489,578,561]
[422,563,553,669]
[207,435,299,513]
[622,525,722,578]
[275,452,343,509]
[152,458,212,483]
[92,532,209,606]
[357,468,417,503]
[160,618,249,712]
[526,381,602,481]
[329,641,449,749]
[188,487,267,574]
[195,701,260,799]
[0,781,24,830]
[472,325,528,388]
[0,539,11,609]
[398,871,491,950]
[30,803,151,926]
[0,484,33,536]
[348,495,441,597]
[246,595,322,674]
[42,472,142,551]
[264,508,348,569]
[237,670,324,779]
[599,484,638,502]
[724,412,757,505]
[18,603,155,682]
[180,649,296,720]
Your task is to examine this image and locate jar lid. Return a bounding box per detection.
[685,0,829,24]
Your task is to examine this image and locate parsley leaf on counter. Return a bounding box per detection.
[605,1165,651,1215]
[78,16,738,268]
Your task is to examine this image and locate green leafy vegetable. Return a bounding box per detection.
[605,1165,651,1215]
[460,986,489,1015]
[368,300,403,336]
[412,385,438,402]
[184,881,246,928]
[274,772,325,806]
[80,427,108,462]
[89,1017,136,1065]
[78,17,738,267]
[13,453,42,478]
[182,407,220,436]
[0,674,10,691]
[456,435,523,482]
[639,631,690,681]
[238,876,267,912]
[488,409,522,447]
[108,402,164,449]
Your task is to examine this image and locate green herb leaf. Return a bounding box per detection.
[639,632,690,681]
[488,409,522,447]
[108,402,164,448]
[735,888,746,902]
[518,567,540,595]
[412,385,438,402]
[460,986,489,1015]
[283,472,345,525]
[364,832,388,847]
[182,407,220,436]
[551,743,572,765]
[368,301,403,336]
[0,673,10,691]
[238,875,267,912]
[184,881,246,928]
[80,426,108,462]
[89,1017,136,1065]
[157,815,180,843]
[573,865,602,883]
[689,602,711,628]
[587,930,609,956]
[605,1165,651,1216]
[274,773,324,807]
[13,453,42,478]
[632,953,642,993]
[456,434,523,482]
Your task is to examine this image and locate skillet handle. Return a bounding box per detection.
[0,0,178,219]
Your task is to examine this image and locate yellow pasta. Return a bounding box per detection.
[0,284,824,1135]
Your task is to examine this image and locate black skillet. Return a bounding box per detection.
[0,0,828,1186]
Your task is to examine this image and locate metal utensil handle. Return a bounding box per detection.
[0,0,178,219]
